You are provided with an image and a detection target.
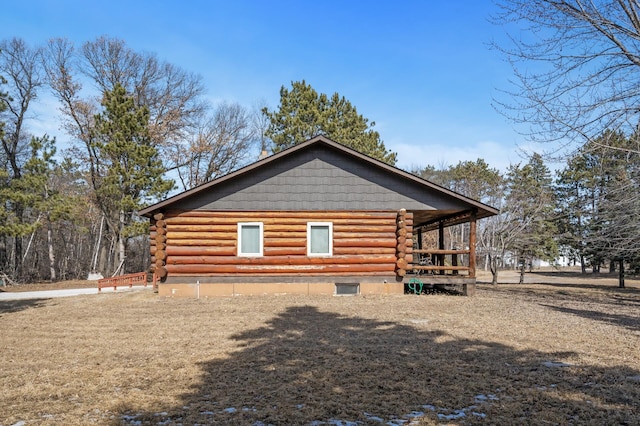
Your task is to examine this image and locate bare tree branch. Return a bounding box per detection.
[493,0,640,155]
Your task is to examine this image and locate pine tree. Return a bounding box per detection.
[555,152,593,273]
[446,160,504,283]
[91,83,173,274]
[555,130,640,286]
[505,154,558,283]
[263,80,397,165]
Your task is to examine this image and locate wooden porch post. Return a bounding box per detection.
[438,221,445,275]
[469,209,477,278]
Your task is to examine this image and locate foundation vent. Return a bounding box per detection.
[335,282,359,296]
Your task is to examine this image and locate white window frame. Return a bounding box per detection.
[307,222,333,256]
[237,222,264,257]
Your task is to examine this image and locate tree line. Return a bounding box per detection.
[414,135,640,287]
[1,29,638,288]
[488,0,640,287]
[0,37,395,284]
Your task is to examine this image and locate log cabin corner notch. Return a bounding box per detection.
[138,136,499,297]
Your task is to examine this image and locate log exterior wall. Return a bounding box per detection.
[150,210,413,297]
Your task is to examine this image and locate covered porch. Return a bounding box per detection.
[405,208,483,295]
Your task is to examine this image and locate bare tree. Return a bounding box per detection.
[175,102,256,190]
[45,36,207,161]
[0,38,45,278]
[44,36,206,276]
[251,98,271,154]
[493,0,640,155]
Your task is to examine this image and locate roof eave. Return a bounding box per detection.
[138,135,500,218]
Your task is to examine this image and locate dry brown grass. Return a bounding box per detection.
[1,270,639,425]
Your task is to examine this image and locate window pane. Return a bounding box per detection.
[310,225,329,254]
[241,225,260,254]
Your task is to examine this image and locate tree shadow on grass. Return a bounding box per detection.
[541,304,640,332]
[121,305,640,425]
[527,271,640,291]
[0,298,50,315]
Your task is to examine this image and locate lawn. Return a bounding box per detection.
[1,271,639,425]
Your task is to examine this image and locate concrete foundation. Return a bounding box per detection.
[157,281,404,297]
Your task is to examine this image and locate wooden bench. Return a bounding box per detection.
[98,272,148,292]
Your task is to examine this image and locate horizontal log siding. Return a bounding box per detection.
[162,211,400,276]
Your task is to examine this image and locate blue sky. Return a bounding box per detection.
[1,0,528,172]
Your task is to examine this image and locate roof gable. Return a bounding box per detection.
[139,136,499,222]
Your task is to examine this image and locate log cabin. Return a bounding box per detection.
[138,136,499,297]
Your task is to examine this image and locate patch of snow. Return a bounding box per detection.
[121,414,140,421]
[438,409,466,420]
[364,412,384,422]
[475,393,499,402]
[120,391,503,425]
[406,411,425,418]
[11,422,26,426]
[328,420,360,426]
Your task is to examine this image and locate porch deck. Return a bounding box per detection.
[405,248,476,295]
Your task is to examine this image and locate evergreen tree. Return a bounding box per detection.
[505,154,558,283]
[555,129,640,286]
[447,159,502,204]
[0,39,45,280]
[19,136,77,281]
[582,132,640,286]
[555,152,593,272]
[263,80,397,165]
[0,136,69,280]
[91,83,173,274]
[414,164,448,186]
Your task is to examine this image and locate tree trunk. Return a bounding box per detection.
[488,254,498,285]
[117,210,126,275]
[98,240,110,276]
[0,237,6,272]
[610,259,616,273]
[580,254,586,274]
[47,219,56,281]
[519,259,525,284]
[619,259,625,288]
[14,235,23,279]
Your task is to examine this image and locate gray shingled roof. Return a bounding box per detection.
[139,136,499,228]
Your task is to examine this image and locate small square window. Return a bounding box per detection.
[307,222,333,256]
[238,222,263,256]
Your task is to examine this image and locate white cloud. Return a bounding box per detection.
[390,139,526,173]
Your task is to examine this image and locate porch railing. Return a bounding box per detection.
[411,249,473,276]
[98,272,148,292]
